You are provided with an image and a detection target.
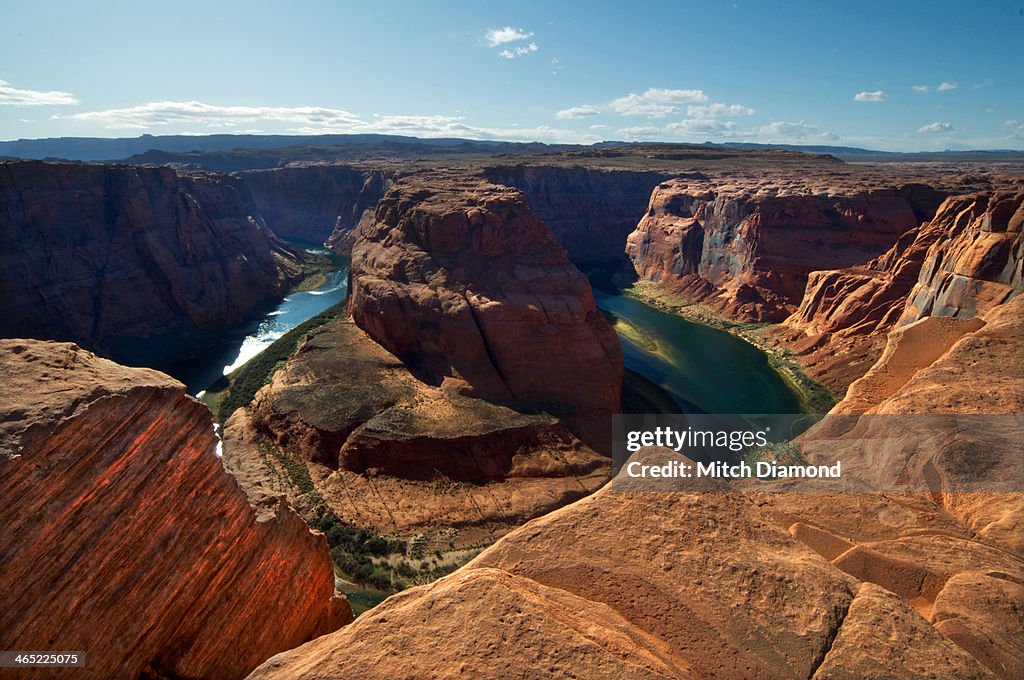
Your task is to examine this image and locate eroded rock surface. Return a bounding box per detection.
[226,318,609,547]
[0,160,304,367]
[777,187,1023,392]
[348,172,623,449]
[483,165,669,264]
[0,339,349,680]
[239,164,392,247]
[625,175,942,322]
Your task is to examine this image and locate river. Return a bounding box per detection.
[173,254,797,417]
[594,290,802,415]
[175,251,349,396]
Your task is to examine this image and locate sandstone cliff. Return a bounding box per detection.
[625,175,943,322]
[347,172,623,450]
[0,339,349,679]
[224,317,609,548]
[240,164,392,248]
[483,165,669,264]
[900,189,1023,323]
[0,160,304,368]
[777,187,1023,392]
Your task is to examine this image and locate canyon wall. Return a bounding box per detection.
[0,339,349,680]
[625,176,943,321]
[779,188,1023,392]
[239,164,392,247]
[483,165,669,264]
[0,160,304,368]
[900,189,1023,323]
[347,172,623,450]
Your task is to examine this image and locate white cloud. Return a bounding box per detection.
[588,124,609,130]
[686,102,755,117]
[555,104,600,119]
[1003,120,1024,140]
[912,85,929,93]
[937,81,959,92]
[918,121,954,134]
[56,100,366,130]
[0,79,78,106]
[485,27,533,46]
[754,120,833,141]
[499,42,538,59]
[665,119,739,136]
[616,126,663,139]
[55,99,601,144]
[609,88,708,117]
[854,90,887,102]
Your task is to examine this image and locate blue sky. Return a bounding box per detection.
[2,0,1022,150]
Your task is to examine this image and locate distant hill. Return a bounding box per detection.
[1,132,1021,165]
[0,133,571,163]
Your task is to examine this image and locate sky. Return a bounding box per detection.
[1,0,1022,151]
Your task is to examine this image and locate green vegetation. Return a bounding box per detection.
[288,249,337,293]
[211,300,348,424]
[258,436,477,597]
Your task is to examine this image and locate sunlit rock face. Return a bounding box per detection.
[347,171,623,451]
[0,339,349,680]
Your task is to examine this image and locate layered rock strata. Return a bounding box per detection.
[483,165,669,264]
[0,160,304,368]
[239,164,392,247]
[251,448,1017,679]
[0,339,349,680]
[625,176,944,322]
[248,192,1024,678]
[347,172,623,450]
[778,188,1022,393]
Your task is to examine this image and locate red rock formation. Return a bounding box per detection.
[227,317,609,546]
[900,189,1023,323]
[247,190,1024,678]
[0,160,304,368]
[776,187,1023,393]
[625,176,942,321]
[348,172,623,450]
[0,339,349,680]
[482,165,669,264]
[249,450,1006,679]
[240,164,392,247]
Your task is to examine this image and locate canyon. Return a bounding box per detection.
[0,160,306,369]
[249,179,1024,680]
[1,145,1022,679]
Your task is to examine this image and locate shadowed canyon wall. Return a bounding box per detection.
[0,339,349,680]
[239,165,392,247]
[0,160,304,368]
[483,165,669,265]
